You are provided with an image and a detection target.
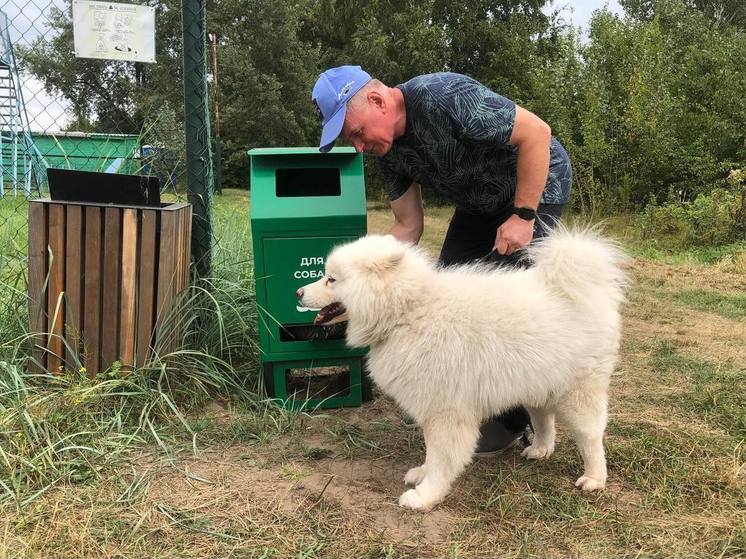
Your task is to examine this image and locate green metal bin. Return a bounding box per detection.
[249,147,370,409]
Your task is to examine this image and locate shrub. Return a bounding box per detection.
[639,187,743,248]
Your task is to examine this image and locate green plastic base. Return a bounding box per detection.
[262,357,369,410]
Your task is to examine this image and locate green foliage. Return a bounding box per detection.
[17,0,184,135]
[574,0,746,210]
[639,187,744,247]
[14,0,746,232]
[214,0,322,187]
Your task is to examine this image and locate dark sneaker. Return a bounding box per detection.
[474,420,526,457]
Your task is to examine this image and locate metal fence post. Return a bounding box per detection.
[181,0,213,278]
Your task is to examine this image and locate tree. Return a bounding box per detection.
[18,0,185,135]
[621,0,746,27]
[206,0,321,186]
[577,0,746,207]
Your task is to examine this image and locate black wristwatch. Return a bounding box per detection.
[511,206,538,221]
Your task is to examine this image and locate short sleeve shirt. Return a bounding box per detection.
[376,73,572,213]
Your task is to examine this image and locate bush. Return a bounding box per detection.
[639,187,743,248]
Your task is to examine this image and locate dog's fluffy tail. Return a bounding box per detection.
[527,224,628,308]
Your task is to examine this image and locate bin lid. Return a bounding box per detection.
[248,146,357,156]
[249,146,365,228]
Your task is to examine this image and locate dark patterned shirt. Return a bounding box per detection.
[377,73,572,213]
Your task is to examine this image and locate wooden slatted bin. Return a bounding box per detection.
[28,199,192,374]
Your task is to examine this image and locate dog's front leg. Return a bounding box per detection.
[399,417,479,512]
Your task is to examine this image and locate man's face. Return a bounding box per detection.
[340,94,394,156]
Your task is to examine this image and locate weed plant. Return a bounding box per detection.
[0,191,266,504]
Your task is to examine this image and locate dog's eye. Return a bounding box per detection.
[326,276,336,284]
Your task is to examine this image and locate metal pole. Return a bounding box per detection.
[10,71,17,195]
[181,0,213,278]
[209,32,222,194]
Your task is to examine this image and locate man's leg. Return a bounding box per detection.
[439,204,564,264]
[439,204,565,456]
[534,204,564,240]
[437,208,500,266]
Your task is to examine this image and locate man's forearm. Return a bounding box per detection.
[388,182,424,244]
[389,220,423,244]
[514,134,551,209]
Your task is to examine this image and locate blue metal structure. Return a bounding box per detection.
[0,9,46,196]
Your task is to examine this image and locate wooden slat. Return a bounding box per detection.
[136,210,157,366]
[119,209,138,371]
[47,204,65,374]
[171,209,183,346]
[101,208,121,370]
[174,208,183,296]
[64,205,83,369]
[182,208,192,342]
[176,207,189,338]
[27,202,48,372]
[156,210,177,354]
[183,207,192,288]
[83,207,102,375]
[178,207,193,348]
[182,208,191,329]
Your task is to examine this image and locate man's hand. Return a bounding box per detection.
[494,214,534,255]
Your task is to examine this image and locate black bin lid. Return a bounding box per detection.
[47,168,161,207]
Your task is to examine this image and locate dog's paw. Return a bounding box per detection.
[404,466,426,486]
[398,489,435,512]
[574,475,606,491]
[521,444,554,460]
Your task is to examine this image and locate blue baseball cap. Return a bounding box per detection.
[312,65,372,152]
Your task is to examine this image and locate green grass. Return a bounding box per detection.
[636,241,746,265]
[581,212,746,266]
[649,340,746,439]
[0,188,273,505]
[671,289,746,320]
[0,189,744,558]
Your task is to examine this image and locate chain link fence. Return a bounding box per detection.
[0,0,214,336]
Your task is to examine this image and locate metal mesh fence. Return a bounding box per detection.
[0,0,213,283]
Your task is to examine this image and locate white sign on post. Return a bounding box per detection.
[73,0,155,63]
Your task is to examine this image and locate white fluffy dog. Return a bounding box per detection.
[298,228,627,512]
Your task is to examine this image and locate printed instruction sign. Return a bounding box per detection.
[73,0,155,63]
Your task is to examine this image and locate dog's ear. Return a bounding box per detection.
[364,240,406,274]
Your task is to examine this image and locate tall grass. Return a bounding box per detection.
[0,190,266,504]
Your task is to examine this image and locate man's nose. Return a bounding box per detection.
[296,287,304,299]
[352,140,364,153]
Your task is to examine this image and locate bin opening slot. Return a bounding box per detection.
[286,365,351,399]
[279,323,346,342]
[275,168,341,197]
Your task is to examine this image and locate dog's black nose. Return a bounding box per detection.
[296,287,304,299]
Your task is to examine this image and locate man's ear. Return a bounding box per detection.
[368,90,385,112]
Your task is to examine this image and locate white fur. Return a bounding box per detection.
[299,227,627,512]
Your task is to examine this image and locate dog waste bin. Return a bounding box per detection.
[249,147,370,409]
